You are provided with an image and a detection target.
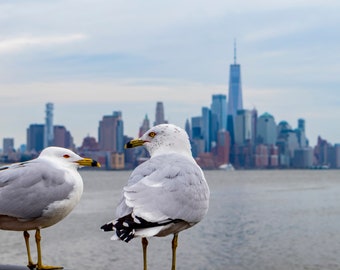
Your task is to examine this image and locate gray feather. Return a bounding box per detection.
[0,159,74,219]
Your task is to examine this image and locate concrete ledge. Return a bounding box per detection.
[0,266,66,270]
[0,266,29,270]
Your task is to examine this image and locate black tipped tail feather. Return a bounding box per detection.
[101,214,182,243]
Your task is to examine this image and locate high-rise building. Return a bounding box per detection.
[114,111,124,153]
[139,114,150,137]
[251,108,258,145]
[234,109,252,145]
[227,41,243,143]
[216,130,230,166]
[53,125,74,149]
[3,138,14,154]
[202,107,211,152]
[27,124,45,152]
[191,116,202,140]
[44,103,54,147]
[256,112,277,145]
[154,101,167,126]
[298,118,305,132]
[185,119,192,139]
[211,94,227,143]
[191,116,204,157]
[227,42,243,115]
[98,111,124,153]
[296,118,308,148]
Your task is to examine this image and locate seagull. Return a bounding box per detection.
[0,146,100,270]
[101,124,210,270]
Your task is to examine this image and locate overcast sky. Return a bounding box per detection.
[1,0,339,148]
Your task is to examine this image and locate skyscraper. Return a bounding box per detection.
[191,116,204,157]
[227,41,243,116]
[98,111,124,153]
[185,119,192,139]
[234,109,252,145]
[211,94,227,130]
[53,125,74,149]
[211,94,227,143]
[154,102,167,126]
[27,124,45,152]
[139,114,150,137]
[202,107,211,152]
[44,103,54,147]
[227,41,243,142]
[256,112,277,145]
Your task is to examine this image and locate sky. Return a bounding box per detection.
[1,0,340,148]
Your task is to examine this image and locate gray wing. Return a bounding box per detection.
[119,154,210,224]
[0,159,74,219]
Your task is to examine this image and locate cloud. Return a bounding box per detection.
[0,78,223,106]
[0,34,87,54]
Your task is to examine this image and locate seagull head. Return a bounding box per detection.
[39,147,101,168]
[125,124,192,157]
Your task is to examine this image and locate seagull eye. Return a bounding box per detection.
[148,132,156,138]
[63,154,70,158]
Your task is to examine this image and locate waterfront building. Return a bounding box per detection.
[98,111,124,153]
[211,94,227,143]
[202,107,211,152]
[332,144,340,168]
[3,138,14,155]
[251,108,258,145]
[53,125,74,149]
[314,136,332,167]
[114,111,124,153]
[276,121,299,167]
[191,116,204,157]
[296,118,308,148]
[254,144,269,168]
[256,112,277,145]
[234,109,252,145]
[293,147,313,168]
[216,130,230,166]
[27,124,44,152]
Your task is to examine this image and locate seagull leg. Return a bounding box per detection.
[171,233,179,270]
[35,228,63,270]
[24,231,37,270]
[142,237,148,270]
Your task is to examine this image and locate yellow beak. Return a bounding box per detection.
[76,158,101,167]
[125,139,145,149]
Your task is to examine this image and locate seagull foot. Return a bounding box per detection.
[27,262,37,270]
[36,264,63,270]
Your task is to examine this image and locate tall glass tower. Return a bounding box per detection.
[44,102,54,148]
[227,41,243,115]
[211,94,227,143]
[227,41,243,142]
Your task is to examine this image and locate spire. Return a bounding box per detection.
[234,38,237,64]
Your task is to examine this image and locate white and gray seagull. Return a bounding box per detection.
[101,124,210,270]
[0,146,100,270]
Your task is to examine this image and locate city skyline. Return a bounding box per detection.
[1,98,336,151]
[1,1,340,147]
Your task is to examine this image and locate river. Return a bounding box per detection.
[1,170,340,270]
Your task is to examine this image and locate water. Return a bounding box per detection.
[1,170,340,270]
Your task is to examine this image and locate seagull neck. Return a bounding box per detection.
[150,149,193,159]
